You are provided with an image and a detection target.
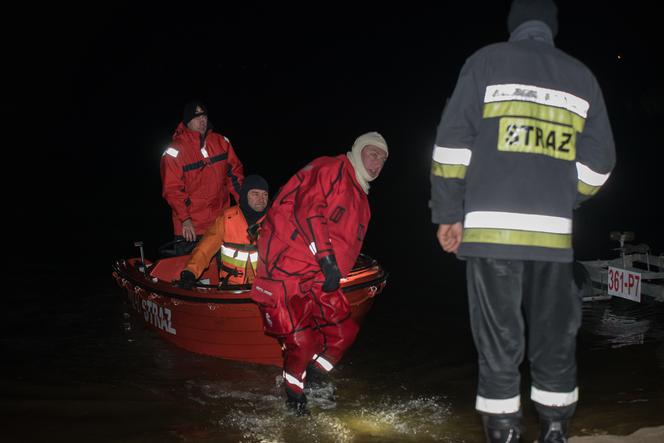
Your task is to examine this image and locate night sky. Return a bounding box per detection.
[9,1,663,272]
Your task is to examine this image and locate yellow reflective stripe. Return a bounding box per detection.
[577,181,601,196]
[432,161,467,179]
[222,254,248,268]
[463,228,572,249]
[483,101,585,133]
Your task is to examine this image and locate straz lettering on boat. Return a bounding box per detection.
[141,299,177,335]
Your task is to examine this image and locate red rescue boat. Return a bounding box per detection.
[112,251,388,367]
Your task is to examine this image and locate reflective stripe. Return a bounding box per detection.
[465,211,571,234]
[163,147,179,158]
[576,162,610,186]
[485,84,589,118]
[483,100,586,133]
[221,245,245,259]
[201,147,209,158]
[432,145,472,166]
[432,162,467,179]
[313,354,334,372]
[309,242,317,255]
[531,386,578,407]
[283,371,304,390]
[476,394,521,414]
[249,252,258,263]
[463,228,572,249]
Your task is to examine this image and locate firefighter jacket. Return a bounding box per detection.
[430,38,616,263]
[260,155,370,278]
[161,122,244,236]
[185,205,259,285]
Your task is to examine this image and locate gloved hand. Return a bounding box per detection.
[178,270,196,289]
[318,255,341,292]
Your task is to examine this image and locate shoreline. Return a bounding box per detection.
[570,425,664,442]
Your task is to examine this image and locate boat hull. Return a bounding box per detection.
[112,255,387,366]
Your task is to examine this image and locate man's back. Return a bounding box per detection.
[432,36,615,263]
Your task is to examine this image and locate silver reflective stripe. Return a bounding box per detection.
[531,386,578,407]
[432,145,472,165]
[576,162,610,186]
[201,147,209,158]
[283,371,304,389]
[250,252,258,263]
[465,211,572,234]
[309,242,317,255]
[476,394,521,414]
[313,354,334,372]
[222,249,248,261]
[163,147,179,158]
[485,83,589,118]
[221,245,237,258]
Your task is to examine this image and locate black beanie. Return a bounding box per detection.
[183,100,207,125]
[507,0,558,37]
[240,175,270,226]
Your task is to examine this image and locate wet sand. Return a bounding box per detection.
[570,425,664,442]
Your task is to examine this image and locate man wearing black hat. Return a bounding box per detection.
[161,100,245,255]
[430,1,615,442]
[179,174,269,288]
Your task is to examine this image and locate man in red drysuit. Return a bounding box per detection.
[160,100,244,255]
[250,131,388,414]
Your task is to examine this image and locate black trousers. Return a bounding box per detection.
[466,257,582,420]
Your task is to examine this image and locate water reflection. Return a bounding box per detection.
[581,298,664,351]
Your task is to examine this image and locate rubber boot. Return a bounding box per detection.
[285,386,310,416]
[482,415,521,443]
[537,420,568,443]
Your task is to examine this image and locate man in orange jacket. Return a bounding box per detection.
[161,100,245,256]
[178,175,269,288]
[250,132,388,414]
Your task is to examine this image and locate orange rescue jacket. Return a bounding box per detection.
[185,205,260,285]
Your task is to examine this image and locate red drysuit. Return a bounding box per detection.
[251,155,370,396]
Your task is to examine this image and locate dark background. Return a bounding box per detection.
[7,1,662,280]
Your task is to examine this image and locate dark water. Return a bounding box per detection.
[2,262,664,443]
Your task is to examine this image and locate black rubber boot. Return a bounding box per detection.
[482,415,521,443]
[285,387,310,416]
[537,420,568,443]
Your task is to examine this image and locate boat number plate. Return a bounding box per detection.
[607,266,641,302]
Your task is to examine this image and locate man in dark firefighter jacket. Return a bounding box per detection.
[250,132,388,415]
[160,100,244,255]
[178,175,269,288]
[430,1,615,441]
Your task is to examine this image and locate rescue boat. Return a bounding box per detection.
[112,247,388,367]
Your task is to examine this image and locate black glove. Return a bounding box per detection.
[318,255,341,292]
[178,270,196,289]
